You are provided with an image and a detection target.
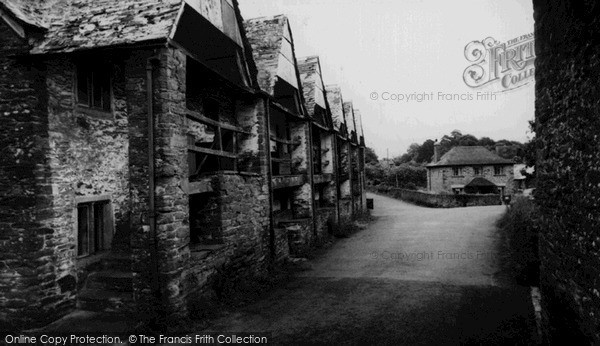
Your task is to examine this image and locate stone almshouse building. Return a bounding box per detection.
[426,145,514,195]
[0,0,366,330]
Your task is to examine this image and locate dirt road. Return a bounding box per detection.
[199,193,537,345]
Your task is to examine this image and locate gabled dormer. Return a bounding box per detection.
[173,0,257,88]
[343,101,358,144]
[325,85,348,138]
[244,15,305,117]
[298,56,334,130]
[354,109,365,147]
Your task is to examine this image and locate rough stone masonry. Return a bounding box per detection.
[0,0,367,330]
[533,0,600,343]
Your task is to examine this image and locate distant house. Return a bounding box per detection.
[426,145,515,195]
[513,164,535,191]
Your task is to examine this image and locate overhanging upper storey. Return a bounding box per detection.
[325,85,348,138]
[298,56,334,131]
[244,15,306,118]
[354,109,365,147]
[343,101,358,144]
[171,0,257,87]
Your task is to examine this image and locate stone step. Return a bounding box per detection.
[84,270,133,292]
[101,253,132,271]
[76,288,133,313]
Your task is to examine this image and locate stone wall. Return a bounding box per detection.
[373,187,501,208]
[183,173,270,300]
[428,165,514,194]
[533,0,600,342]
[315,207,335,243]
[0,20,59,330]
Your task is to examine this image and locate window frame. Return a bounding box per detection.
[75,196,113,258]
[452,167,462,177]
[473,166,483,176]
[74,60,113,113]
[494,166,505,176]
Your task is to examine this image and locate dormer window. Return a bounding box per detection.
[76,61,111,112]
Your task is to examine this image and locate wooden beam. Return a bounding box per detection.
[185,109,251,134]
[188,145,237,159]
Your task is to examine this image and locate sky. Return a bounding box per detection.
[238,0,535,158]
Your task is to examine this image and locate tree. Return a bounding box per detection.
[414,139,435,163]
[364,147,379,164]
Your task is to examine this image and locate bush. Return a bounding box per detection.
[496,196,540,285]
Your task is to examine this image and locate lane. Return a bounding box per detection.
[197,192,536,345]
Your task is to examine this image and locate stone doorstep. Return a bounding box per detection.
[85,270,134,292]
[76,288,134,312]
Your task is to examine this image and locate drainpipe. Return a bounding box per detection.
[146,56,161,304]
[263,97,276,262]
[308,123,317,239]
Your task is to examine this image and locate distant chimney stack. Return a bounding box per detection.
[495,143,504,155]
[433,141,441,162]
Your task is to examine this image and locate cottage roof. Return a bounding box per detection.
[325,85,346,135]
[298,55,333,128]
[244,15,304,97]
[0,0,50,29]
[354,108,365,145]
[427,146,513,167]
[343,101,358,142]
[1,0,182,54]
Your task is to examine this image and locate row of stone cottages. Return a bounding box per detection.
[0,0,367,330]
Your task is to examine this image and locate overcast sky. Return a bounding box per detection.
[239,0,535,158]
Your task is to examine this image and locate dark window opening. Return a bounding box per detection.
[316,185,331,208]
[270,110,293,176]
[77,201,111,257]
[494,166,504,175]
[273,189,294,220]
[312,126,322,175]
[474,166,482,176]
[76,62,111,111]
[189,192,223,245]
[274,79,301,114]
[453,167,462,176]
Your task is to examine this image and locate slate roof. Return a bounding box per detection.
[0,0,50,29]
[427,146,514,167]
[354,108,364,144]
[1,0,182,54]
[325,85,346,134]
[298,56,319,118]
[298,55,333,129]
[343,101,357,142]
[243,15,287,95]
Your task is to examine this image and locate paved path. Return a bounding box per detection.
[200,193,537,345]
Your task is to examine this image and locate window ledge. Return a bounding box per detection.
[74,105,113,119]
[190,243,226,260]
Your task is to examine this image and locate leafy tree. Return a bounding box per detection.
[364,147,379,164]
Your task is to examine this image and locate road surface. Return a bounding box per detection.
[198,193,537,345]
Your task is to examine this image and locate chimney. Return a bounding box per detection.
[433,141,441,162]
[495,143,504,155]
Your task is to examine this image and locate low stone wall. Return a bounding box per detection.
[372,186,501,208]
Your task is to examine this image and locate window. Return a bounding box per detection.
[473,166,482,176]
[312,127,322,175]
[270,109,294,176]
[494,166,504,175]
[76,61,111,111]
[187,97,241,176]
[452,167,462,176]
[77,201,111,257]
[189,192,222,245]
